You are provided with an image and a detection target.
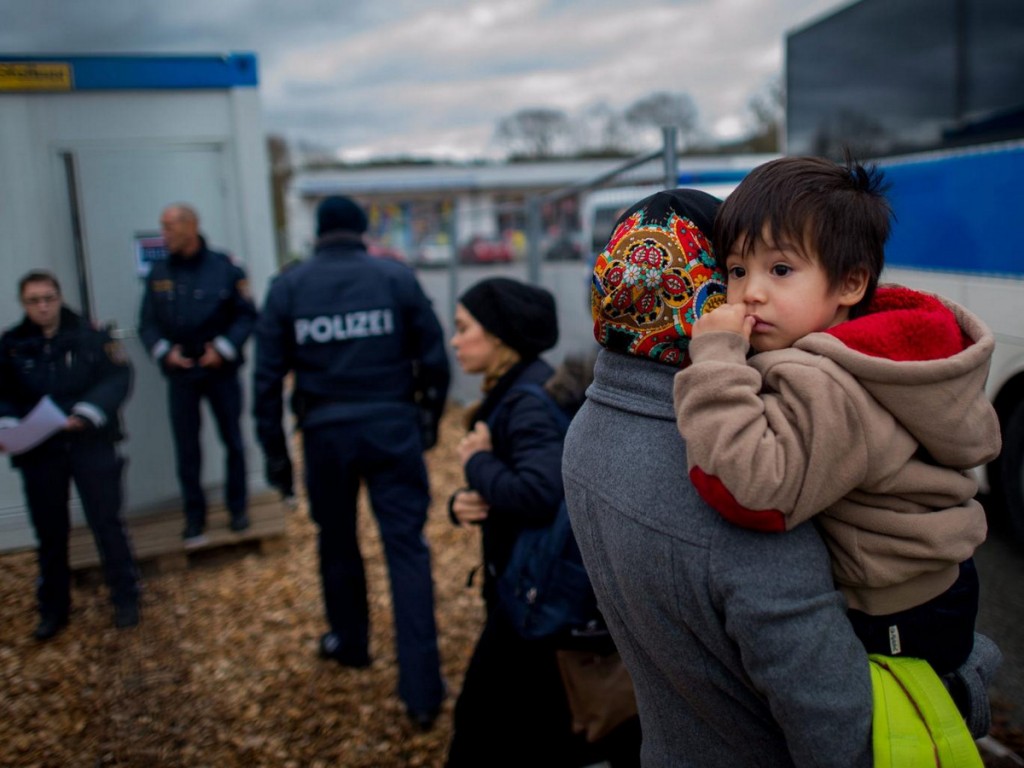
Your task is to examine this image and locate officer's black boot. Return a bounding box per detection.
[114,602,140,629]
[229,512,251,532]
[33,612,69,642]
[182,521,208,549]
[406,706,441,732]
[319,632,371,668]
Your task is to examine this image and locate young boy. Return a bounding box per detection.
[673,156,1001,674]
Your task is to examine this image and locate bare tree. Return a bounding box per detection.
[266,135,292,265]
[494,108,573,160]
[623,91,699,148]
[573,101,631,156]
[293,139,341,169]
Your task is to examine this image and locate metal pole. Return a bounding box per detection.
[61,152,95,323]
[662,126,678,190]
[446,198,459,327]
[526,196,542,285]
[537,147,662,206]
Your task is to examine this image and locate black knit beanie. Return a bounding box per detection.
[459,277,558,359]
[316,195,368,236]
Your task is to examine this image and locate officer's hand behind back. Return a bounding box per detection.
[419,408,439,451]
[265,453,294,496]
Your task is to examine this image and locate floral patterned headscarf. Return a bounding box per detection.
[591,188,727,367]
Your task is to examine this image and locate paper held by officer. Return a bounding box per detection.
[0,396,68,455]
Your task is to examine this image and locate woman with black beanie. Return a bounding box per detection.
[444,276,593,767]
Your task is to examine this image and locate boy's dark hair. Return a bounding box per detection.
[714,155,892,316]
[18,269,61,297]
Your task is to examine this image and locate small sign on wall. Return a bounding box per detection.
[0,62,72,91]
[134,233,168,277]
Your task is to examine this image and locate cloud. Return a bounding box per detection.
[0,0,851,159]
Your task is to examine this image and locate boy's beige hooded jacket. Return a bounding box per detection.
[675,285,1002,615]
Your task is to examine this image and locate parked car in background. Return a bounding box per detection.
[458,236,515,264]
[415,242,454,267]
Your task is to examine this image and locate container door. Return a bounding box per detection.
[65,143,248,517]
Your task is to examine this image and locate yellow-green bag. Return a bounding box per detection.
[870,654,983,767]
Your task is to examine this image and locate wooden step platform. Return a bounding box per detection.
[69,491,289,575]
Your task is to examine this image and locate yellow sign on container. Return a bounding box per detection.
[0,62,72,91]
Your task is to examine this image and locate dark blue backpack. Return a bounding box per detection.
[490,381,603,641]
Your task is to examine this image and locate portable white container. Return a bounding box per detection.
[0,54,277,551]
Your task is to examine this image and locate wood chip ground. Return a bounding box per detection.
[1,404,1022,767]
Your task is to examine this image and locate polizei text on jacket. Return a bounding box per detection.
[294,309,395,344]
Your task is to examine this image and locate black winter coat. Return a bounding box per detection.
[0,307,133,455]
[252,235,450,451]
[138,240,256,367]
[462,358,565,602]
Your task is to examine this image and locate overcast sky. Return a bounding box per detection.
[1,0,853,161]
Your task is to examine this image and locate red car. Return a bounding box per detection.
[458,237,515,264]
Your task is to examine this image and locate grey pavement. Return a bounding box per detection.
[976,511,1024,734]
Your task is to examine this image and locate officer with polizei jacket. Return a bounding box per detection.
[0,270,140,640]
[138,204,258,546]
[253,195,450,731]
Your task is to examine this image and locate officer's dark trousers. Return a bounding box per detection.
[167,368,247,527]
[303,415,444,714]
[18,434,139,618]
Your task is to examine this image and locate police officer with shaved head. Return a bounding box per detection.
[138,204,258,547]
[253,195,450,731]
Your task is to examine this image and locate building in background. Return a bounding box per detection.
[285,154,774,268]
[0,54,278,552]
[286,153,775,406]
[786,0,1024,158]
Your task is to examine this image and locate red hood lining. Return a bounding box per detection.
[824,286,970,362]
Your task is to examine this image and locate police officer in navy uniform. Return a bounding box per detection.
[139,204,258,546]
[253,195,450,730]
[0,270,140,640]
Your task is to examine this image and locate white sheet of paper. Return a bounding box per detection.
[0,396,69,455]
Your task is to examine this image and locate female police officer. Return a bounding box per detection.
[0,270,140,640]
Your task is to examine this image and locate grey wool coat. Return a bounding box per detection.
[563,349,873,768]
